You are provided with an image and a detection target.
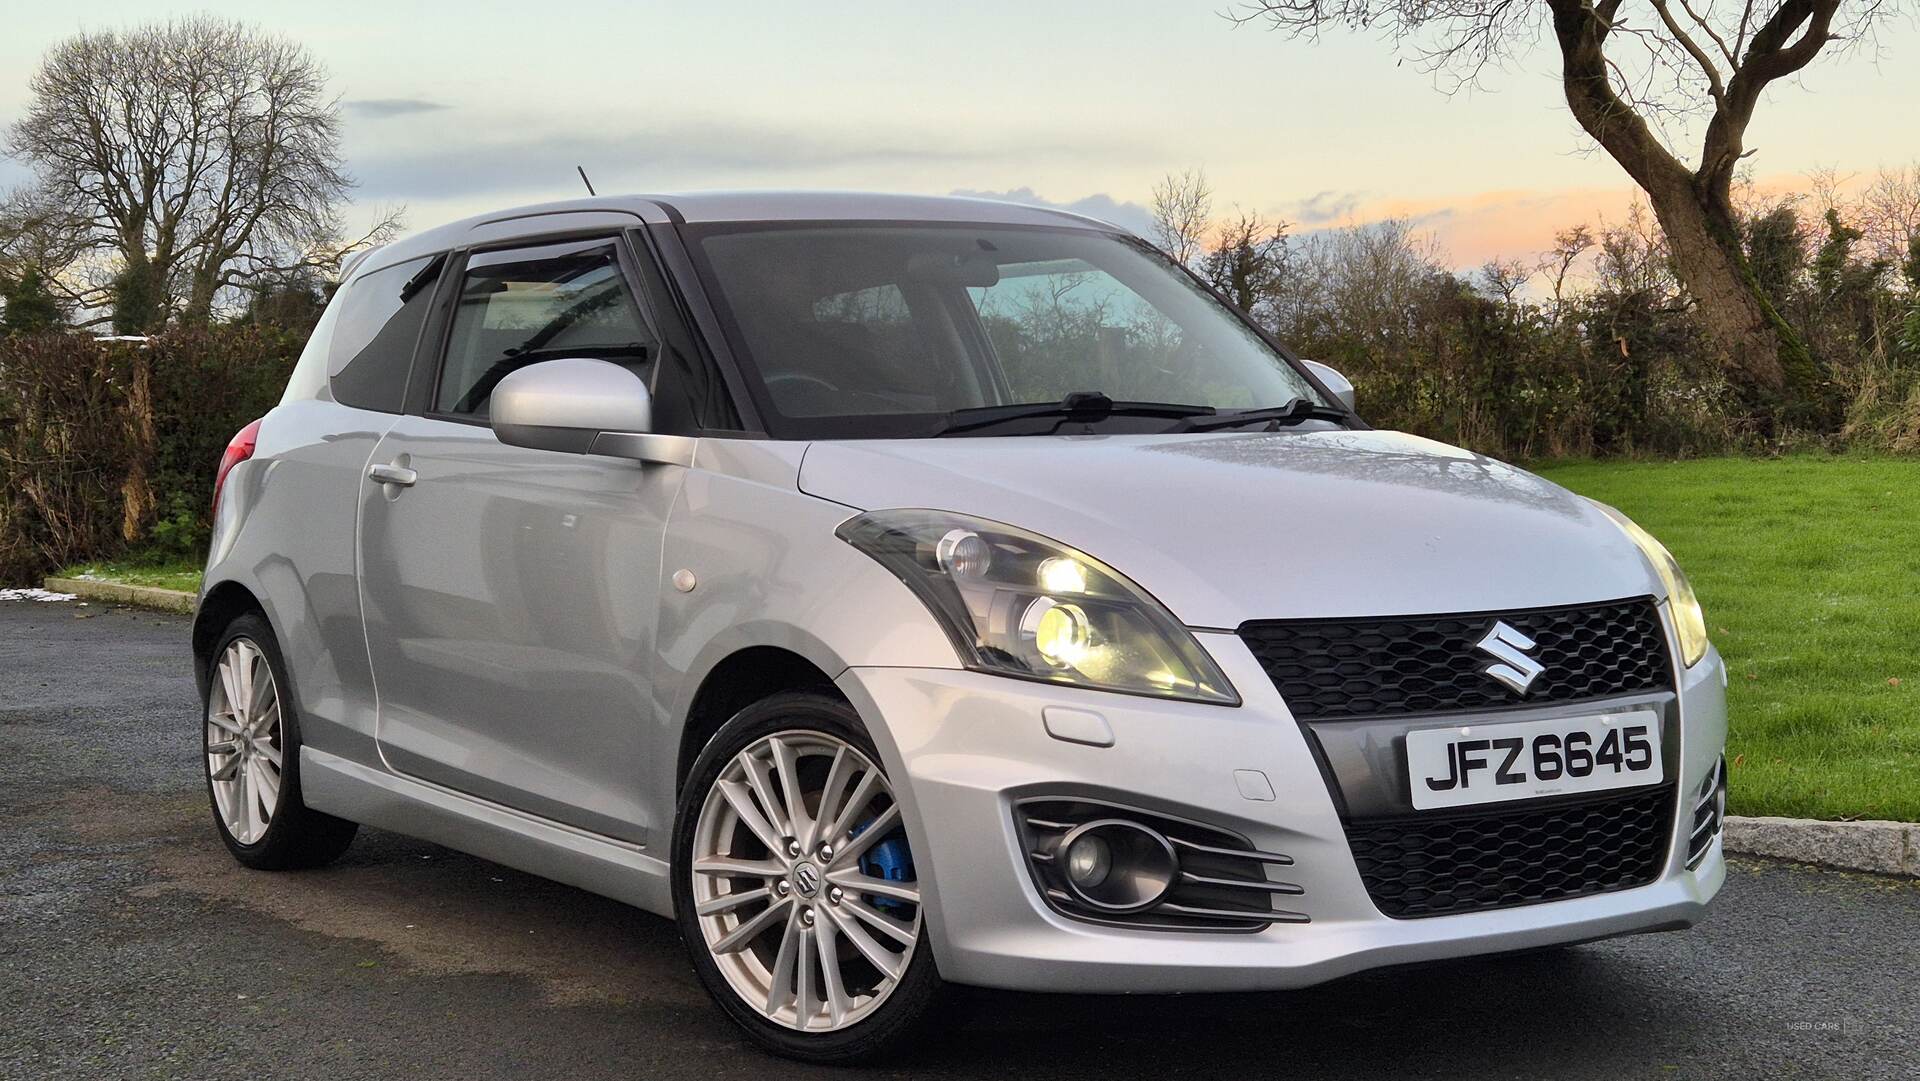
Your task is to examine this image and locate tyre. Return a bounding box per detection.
[672,692,943,1063]
[202,612,357,869]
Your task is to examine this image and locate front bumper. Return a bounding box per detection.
[836,630,1728,994]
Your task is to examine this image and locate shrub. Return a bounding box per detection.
[143,326,300,554]
[0,326,296,584]
[0,335,140,582]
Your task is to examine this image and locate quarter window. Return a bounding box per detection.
[327,254,442,413]
[436,241,656,417]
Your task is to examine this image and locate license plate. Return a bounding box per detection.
[1406,710,1663,810]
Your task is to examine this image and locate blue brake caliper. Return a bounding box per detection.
[849,814,915,915]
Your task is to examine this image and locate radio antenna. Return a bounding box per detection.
[576,165,597,196]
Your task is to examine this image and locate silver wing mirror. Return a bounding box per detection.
[490,358,692,466]
[1300,359,1355,412]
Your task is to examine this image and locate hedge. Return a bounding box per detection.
[0,327,298,585]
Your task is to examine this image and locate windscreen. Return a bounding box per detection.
[687,223,1326,437]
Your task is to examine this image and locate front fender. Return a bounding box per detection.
[648,439,960,799]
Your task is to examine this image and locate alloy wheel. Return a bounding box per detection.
[206,637,285,845]
[690,731,922,1033]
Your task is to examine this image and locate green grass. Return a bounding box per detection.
[57,558,203,595]
[1537,456,1920,822]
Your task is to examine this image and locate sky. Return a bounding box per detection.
[2,0,1916,271]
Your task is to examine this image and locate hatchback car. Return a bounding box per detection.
[196,192,1727,1061]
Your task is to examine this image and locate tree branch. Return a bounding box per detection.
[1545,0,1690,193]
[1648,0,1728,105]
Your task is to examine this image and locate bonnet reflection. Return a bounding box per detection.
[1140,429,1585,520]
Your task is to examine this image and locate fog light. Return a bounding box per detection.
[1055,820,1178,913]
[1065,833,1112,888]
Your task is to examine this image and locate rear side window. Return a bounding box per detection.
[435,241,656,417]
[327,255,442,412]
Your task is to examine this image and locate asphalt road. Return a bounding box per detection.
[3,600,1916,1081]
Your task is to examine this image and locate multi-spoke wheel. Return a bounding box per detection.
[207,637,284,844]
[201,613,357,869]
[673,693,942,1062]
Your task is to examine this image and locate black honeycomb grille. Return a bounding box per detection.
[1346,785,1675,918]
[1239,598,1673,720]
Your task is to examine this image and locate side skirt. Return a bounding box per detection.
[301,747,674,918]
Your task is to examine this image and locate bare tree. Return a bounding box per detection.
[1231,0,1902,426]
[1150,168,1214,266]
[0,188,89,291]
[1860,164,1920,270]
[1277,217,1449,349]
[1478,258,1535,305]
[1541,223,1597,316]
[1201,208,1290,313]
[6,16,399,330]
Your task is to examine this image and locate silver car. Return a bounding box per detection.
[196,192,1727,1061]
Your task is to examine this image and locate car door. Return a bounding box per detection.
[357,234,684,844]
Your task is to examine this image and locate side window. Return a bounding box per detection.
[436,241,656,418]
[327,255,442,412]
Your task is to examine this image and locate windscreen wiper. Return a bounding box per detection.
[933,391,1214,436]
[1165,398,1350,433]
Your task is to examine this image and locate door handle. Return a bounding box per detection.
[368,462,418,487]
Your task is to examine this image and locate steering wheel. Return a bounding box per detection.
[764,372,843,395]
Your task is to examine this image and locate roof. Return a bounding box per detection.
[360,191,1129,275]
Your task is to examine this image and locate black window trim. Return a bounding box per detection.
[637,221,767,437]
[625,224,755,437]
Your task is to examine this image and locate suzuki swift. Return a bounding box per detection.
[196,192,1728,1062]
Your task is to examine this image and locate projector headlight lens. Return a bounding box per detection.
[837,510,1238,704]
[1025,598,1093,668]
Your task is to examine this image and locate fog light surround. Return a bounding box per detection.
[1054,819,1179,913]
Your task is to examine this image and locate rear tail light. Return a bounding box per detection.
[213,418,263,516]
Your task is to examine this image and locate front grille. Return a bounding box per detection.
[1345,785,1676,918]
[1015,799,1306,932]
[1239,598,1673,720]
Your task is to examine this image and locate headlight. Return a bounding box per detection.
[836,510,1238,704]
[1592,501,1708,667]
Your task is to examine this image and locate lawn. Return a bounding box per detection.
[57,558,204,595]
[1538,456,1919,822]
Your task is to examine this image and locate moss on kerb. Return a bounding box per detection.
[42,576,194,614]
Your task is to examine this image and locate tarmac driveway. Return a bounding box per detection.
[2,601,1916,1080]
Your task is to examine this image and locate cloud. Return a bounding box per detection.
[344,98,450,119]
[348,120,1156,205]
[1285,189,1364,225]
[947,187,1157,238]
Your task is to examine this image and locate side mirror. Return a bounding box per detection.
[1300,359,1355,412]
[490,358,692,466]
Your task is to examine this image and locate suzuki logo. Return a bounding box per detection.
[791,863,821,898]
[1475,621,1545,695]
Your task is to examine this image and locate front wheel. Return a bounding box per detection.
[672,693,943,1063]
